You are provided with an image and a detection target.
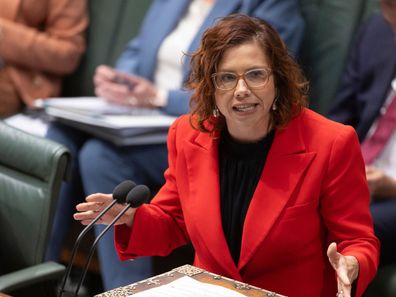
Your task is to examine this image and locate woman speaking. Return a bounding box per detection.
[75,14,379,297]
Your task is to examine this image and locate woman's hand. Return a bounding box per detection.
[327,242,359,297]
[73,193,136,227]
[93,65,164,108]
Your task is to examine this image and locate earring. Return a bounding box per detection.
[272,92,279,111]
[272,100,277,111]
[213,106,220,117]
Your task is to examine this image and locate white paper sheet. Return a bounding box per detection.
[41,96,162,116]
[43,97,177,129]
[129,276,246,297]
[4,113,48,136]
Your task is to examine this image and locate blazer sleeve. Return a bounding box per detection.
[320,125,379,296]
[115,116,190,260]
[0,0,87,74]
[114,37,140,74]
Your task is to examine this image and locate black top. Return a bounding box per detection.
[219,128,275,265]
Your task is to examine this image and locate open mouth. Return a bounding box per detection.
[232,103,258,112]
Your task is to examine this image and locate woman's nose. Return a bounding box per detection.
[234,79,250,97]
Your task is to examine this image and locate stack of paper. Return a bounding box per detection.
[43,97,177,146]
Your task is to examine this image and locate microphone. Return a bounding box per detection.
[58,180,136,297]
[72,184,151,297]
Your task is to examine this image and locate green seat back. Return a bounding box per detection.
[299,0,379,113]
[0,122,70,274]
[62,0,153,97]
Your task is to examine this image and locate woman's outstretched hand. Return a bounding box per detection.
[327,242,359,297]
[73,193,136,227]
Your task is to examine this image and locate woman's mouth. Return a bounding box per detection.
[232,103,258,112]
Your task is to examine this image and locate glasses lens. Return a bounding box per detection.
[212,68,270,90]
[214,72,237,90]
[245,69,269,88]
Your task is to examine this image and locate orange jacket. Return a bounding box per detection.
[0,0,87,105]
[115,109,379,297]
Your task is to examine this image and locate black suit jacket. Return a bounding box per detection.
[328,14,396,141]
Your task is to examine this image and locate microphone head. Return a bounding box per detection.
[126,184,151,208]
[112,180,136,203]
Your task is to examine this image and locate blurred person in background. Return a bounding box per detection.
[0,0,88,117]
[328,0,396,267]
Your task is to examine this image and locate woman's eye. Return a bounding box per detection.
[246,70,266,80]
[221,73,236,82]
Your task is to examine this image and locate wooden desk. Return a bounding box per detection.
[95,265,285,297]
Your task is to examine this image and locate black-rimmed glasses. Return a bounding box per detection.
[211,68,272,90]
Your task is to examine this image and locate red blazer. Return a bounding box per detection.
[115,108,379,297]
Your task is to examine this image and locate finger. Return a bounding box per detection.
[117,72,140,84]
[96,65,116,80]
[337,265,352,285]
[327,242,339,267]
[338,282,352,297]
[75,201,104,212]
[85,193,113,203]
[80,220,93,226]
[100,81,130,95]
[98,86,130,104]
[73,210,97,221]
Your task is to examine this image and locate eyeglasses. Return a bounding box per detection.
[211,68,272,91]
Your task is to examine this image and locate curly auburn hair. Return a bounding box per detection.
[186,14,308,133]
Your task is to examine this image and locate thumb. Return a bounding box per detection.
[327,242,339,266]
[327,242,351,285]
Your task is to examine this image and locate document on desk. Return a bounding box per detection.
[130,276,246,297]
[42,97,176,128]
[42,97,178,146]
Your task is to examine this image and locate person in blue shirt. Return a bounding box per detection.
[46,0,304,291]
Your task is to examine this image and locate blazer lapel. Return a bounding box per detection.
[183,132,241,279]
[239,114,316,269]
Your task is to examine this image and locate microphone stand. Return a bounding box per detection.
[72,203,133,297]
[58,199,119,297]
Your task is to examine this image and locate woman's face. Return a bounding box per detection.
[214,41,276,142]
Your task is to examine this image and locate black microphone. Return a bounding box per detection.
[72,184,151,297]
[58,180,136,297]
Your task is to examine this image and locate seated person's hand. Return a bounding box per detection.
[94,65,165,108]
[94,65,131,105]
[365,165,396,199]
[327,242,359,297]
[73,193,137,227]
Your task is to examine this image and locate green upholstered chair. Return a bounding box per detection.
[0,122,70,297]
[299,0,379,113]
